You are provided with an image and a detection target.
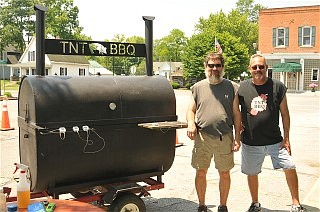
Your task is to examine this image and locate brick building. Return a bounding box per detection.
[258,5,319,92]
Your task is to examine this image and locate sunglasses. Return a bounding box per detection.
[251,65,265,70]
[207,63,222,68]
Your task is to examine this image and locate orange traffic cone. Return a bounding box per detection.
[1,96,14,131]
[175,130,183,147]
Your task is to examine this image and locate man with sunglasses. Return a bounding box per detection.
[186,52,242,212]
[238,54,306,212]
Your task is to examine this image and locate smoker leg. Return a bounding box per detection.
[52,193,59,199]
[157,175,162,182]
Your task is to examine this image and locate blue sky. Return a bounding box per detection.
[73,0,319,41]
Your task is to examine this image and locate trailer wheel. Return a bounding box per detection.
[108,192,146,212]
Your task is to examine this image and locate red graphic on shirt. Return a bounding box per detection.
[250,108,259,115]
[260,94,268,101]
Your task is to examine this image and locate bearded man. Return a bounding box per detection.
[186,52,242,212]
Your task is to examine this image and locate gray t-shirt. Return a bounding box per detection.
[191,79,238,137]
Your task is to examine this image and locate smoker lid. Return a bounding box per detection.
[18,75,177,129]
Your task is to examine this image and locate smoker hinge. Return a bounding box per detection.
[24,103,30,123]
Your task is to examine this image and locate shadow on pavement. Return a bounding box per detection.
[258,205,319,212]
[144,197,213,211]
[300,205,319,212]
[144,197,320,212]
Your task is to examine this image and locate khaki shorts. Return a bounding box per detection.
[191,131,234,171]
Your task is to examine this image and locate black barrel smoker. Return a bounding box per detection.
[18,75,177,194]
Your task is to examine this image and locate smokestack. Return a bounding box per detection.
[34,5,48,76]
[142,16,155,76]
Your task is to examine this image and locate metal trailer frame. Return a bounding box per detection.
[3,175,164,210]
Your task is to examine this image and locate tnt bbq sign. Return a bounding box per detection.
[45,39,146,57]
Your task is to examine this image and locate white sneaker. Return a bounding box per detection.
[291,205,307,212]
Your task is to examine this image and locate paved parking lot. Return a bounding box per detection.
[1,89,319,211]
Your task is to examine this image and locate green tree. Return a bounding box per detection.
[154,29,187,62]
[182,5,259,83]
[0,0,34,52]
[41,0,83,39]
[98,34,145,76]
[135,60,146,75]
[195,10,258,55]
[0,0,82,52]
[125,35,145,75]
[236,0,266,23]
[182,33,212,81]
[182,31,248,82]
[219,32,249,80]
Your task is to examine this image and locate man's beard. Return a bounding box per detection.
[206,70,225,84]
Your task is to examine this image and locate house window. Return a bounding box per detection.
[273,27,289,47]
[311,69,319,81]
[28,51,35,61]
[298,26,316,47]
[60,67,67,76]
[79,68,85,76]
[303,27,311,45]
[29,69,48,75]
[13,68,20,77]
[277,28,285,46]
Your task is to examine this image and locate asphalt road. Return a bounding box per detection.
[1,89,319,211]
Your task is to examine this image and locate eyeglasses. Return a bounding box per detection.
[251,65,265,70]
[207,63,222,68]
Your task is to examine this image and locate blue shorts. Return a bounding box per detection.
[241,142,296,175]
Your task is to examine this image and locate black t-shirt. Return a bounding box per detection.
[238,78,287,146]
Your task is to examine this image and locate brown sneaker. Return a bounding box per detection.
[198,205,208,212]
[247,203,261,212]
[218,205,228,212]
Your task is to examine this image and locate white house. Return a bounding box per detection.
[9,37,90,78]
[88,60,114,76]
[153,61,182,81]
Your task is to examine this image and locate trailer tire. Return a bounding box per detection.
[108,192,146,212]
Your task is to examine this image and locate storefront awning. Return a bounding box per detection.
[272,62,302,72]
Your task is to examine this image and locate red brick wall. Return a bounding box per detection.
[258,6,320,54]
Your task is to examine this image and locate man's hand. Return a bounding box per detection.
[232,139,241,152]
[187,121,197,140]
[279,137,291,155]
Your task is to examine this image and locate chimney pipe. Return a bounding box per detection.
[34,5,48,76]
[142,16,155,76]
